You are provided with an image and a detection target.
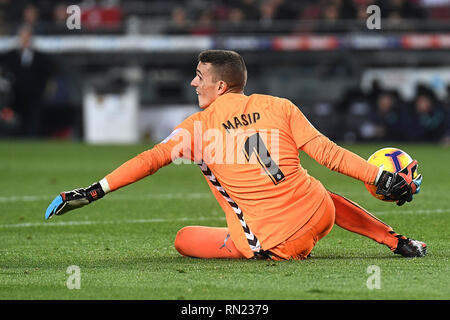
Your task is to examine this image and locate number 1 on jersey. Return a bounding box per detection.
[243,133,285,185]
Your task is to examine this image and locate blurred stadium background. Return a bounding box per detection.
[0,0,449,144]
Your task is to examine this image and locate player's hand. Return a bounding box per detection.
[45,182,105,220]
[396,174,422,206]
[376,160,421,205]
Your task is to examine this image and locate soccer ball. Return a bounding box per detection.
[365,147,417,201]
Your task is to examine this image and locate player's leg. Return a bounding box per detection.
[329,191,400,249]
[174,226,246,259]
[329,191,427,257]
[268,192,335,260]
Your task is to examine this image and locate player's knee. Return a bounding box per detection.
[174,226,190,255]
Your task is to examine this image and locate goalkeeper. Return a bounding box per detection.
[45,50,425,260]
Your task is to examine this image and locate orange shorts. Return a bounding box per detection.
[267,193,335,260]
[174,193,335,260]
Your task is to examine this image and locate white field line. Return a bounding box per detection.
[375,208,450,215]
[0,195,50,202]
[0,193,212,203]
[0,208,447,229]
[0,216,226,229]
[0,194,447,229]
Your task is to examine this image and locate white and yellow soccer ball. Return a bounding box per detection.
[365,147,418,201]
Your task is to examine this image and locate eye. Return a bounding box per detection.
[195,70,203,81]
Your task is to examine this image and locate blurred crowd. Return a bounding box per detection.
[0,0,448,35]
[330,81,450,144]
[0,24,56,137]
[164,0,435,34]
[0,1,449,143]
[0,21,448,143]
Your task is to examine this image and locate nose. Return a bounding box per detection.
[191,76,198,87]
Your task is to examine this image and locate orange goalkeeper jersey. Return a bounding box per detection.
[104,93,379,258]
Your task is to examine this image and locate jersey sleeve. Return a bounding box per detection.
[285,99,322,149]
[104,113,199,192]
[301,135,380,184]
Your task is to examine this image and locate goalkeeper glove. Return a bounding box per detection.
[395,174,422,206]
[45,182,105,220]
[375,160,422,206]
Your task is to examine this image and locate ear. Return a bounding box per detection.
[217,80,228,95]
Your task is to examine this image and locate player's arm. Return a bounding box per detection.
[45,144,172,219]
[301,135,380,184]
[284,101,380,184]
[286,100,421,205]
[45,127,193,220]
[300,135,421,205]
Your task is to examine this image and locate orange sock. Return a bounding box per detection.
[174,226,246,259]
[329,191,403,251]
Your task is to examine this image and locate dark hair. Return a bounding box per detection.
[198,50,247,92]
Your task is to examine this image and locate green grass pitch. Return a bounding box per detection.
[0,140,449,300]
